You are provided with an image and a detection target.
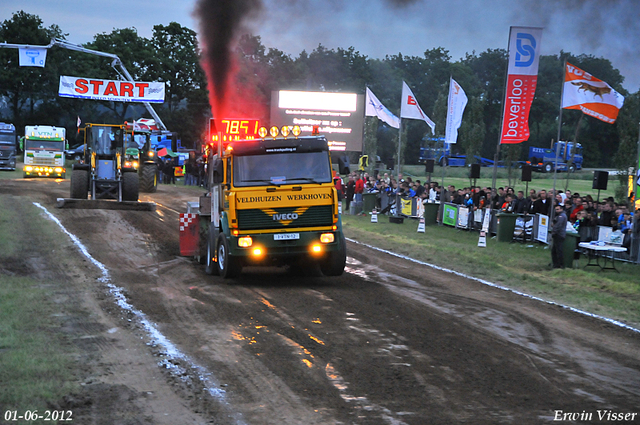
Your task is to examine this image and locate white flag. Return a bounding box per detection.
[365,87,400,129]
[445,78,468,144]
[400,81,435,134]
[19,47,47,67]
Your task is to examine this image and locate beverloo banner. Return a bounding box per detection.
[500,27,543,144]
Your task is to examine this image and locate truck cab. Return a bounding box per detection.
[198,125,346,278]
[528,141,583,173]
[0,122,17,171]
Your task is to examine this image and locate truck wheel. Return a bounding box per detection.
[122,172,139,201]
[70,169,89,199]
[320,233,346,276]
[217,234,242,278]
[204,226,219,275]
[543,163,554,173]
[140,164,158,193]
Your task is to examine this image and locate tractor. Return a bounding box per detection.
[124,121,158,192]
[70,123,139,202]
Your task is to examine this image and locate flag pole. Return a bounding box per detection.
[397,118,403,181]
[549,58,567,236]
[491,28,513,194]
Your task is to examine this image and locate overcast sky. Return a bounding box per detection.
[3,0,639,92]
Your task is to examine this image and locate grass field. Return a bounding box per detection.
[342,213,640,329]
[0,195,79,417]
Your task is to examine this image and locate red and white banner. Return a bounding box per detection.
[58,76,165,103]
[500,27,543,144]
[562,63,624,124]
[400,81,435,134]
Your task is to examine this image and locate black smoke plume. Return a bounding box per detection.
[193,0,263,119]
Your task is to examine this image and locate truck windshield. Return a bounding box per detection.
[25,140,64,151]
[234,151,332,187]
[0,134,14,145]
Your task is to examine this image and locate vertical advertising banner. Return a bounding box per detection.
[445,77,468,144]
[637,158,640,210]
[500,27,543,144]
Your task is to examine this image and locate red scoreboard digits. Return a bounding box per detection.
[210,118,260,143]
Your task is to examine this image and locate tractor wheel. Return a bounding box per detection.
[216,234,242,278]
[319,232,347,276]
[139,164,158,193]
[122,172,139,201]
[543,163,554,173]
[70,169,89,199]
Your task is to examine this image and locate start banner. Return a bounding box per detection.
[58,76,165,103]
[500,27,543,144]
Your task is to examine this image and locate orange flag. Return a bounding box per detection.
[562,63,625,124]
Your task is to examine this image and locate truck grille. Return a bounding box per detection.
[237,205,333,230]
[32,158,57,165]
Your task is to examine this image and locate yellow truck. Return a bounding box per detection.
[184,124,346,278]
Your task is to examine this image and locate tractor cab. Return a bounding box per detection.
[70,123,139,201]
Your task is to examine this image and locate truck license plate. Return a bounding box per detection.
[274,233,299,240]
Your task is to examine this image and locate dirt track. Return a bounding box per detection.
[2,178,639,425]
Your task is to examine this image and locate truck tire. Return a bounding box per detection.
[543,162,554,173]
[204,227,219,275]
[216,234,242,278]
[320,233,346,276]
[70,169,89,199]
[122,172,139,201]
[139,164,158,193]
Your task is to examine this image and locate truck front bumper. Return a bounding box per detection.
[229,230,342,261]
[24,165,65,178]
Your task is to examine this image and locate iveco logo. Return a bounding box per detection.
[273,213,299,221]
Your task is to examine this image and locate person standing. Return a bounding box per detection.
[551,203,567,269]
[345,174,355,213]
[354,173,364,204]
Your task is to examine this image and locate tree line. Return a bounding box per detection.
[1,10,638,170]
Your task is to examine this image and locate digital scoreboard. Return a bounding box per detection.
[270,90,364,152]
[210,118,260,143]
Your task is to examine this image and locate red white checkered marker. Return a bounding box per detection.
[179,214,199,256]
[179,213,197,232]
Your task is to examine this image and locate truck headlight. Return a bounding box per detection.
[238,236,253,247]
[320,233,335,244]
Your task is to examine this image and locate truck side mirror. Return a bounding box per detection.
[212,158,224,184]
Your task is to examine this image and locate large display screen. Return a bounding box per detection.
[270,90,364,152]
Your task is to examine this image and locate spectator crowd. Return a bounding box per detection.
[334,170,636,249]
